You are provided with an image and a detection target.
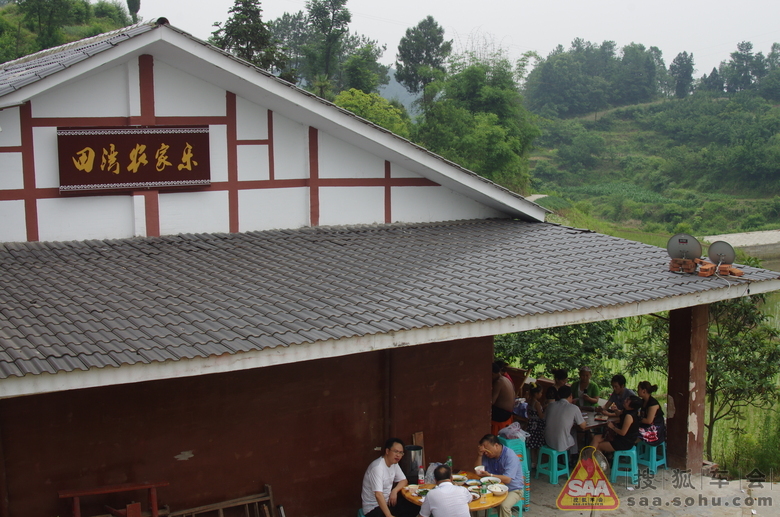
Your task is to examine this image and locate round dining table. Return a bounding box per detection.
[401,480,508,513]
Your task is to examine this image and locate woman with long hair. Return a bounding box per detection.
[591,395,643,453]
[637,381,666,445]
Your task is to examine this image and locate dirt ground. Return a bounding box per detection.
[525,466,778,516]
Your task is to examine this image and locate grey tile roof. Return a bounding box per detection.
[0,22,157,96]
[1,219,778,380]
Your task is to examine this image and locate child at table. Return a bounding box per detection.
[525,383,546,469]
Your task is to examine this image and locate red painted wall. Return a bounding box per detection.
[0,337,491,517]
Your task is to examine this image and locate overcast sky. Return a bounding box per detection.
[139,0,779,76]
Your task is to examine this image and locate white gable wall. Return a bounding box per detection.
[38,196,135,241]
[272,114,308,180]
[153,60,226,117]
[0,32,538,244]
[32,63,131,118]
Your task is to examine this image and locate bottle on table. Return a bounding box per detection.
[446,456,453,470]
[418,465,425,485]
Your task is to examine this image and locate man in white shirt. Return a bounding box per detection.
[362,438,416,517]
[418,465,471,517]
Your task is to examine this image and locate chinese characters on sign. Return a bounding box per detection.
[58,126,210,192]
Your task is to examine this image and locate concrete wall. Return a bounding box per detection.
[0,336,492,517]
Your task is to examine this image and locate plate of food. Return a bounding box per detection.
[480,476,501,485]
[595,415,609,421]
[466,479,481,487]
[467,486,480,493]
[470,492,480,501]
[417,488,430,497]
[452,474,468,485]
[487,483,508,495]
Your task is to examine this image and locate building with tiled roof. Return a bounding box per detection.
[1,19,778,517]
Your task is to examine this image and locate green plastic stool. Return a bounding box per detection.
[536,445,570,484]
[610,446,639,485]
[637,441,668,474]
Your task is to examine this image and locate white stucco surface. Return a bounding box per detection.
[38,196,135,241]
[0,153,23,190]
[391,163,424,178]
[154,60,226,117]
[208,124,229,183]
[0,107,21,147]
[32,64,130,118]
[0,200,27,242]
[32,127,59,189]
[158,190,230,235]
[318,131,384,179]
[272,114,307,180]
[239,187,309,231]
[391,186,506,223]
[319,186,384,226]
[237,144,270,181]
[235,96,268,140]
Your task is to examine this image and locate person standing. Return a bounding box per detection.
[418,465,471,517]
[362,438,417,517]
[491,361,515,435]
[474,434,524,517]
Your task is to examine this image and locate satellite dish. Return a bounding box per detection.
[708,241,736,266]
[666,234,702,260]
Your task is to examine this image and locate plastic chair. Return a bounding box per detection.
[637,441,668,474]
[610,446,639,485]
[536,445,570,484]
[497,436,530,514]
[357,509,365,517]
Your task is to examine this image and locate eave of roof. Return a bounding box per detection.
[2,219,779,398]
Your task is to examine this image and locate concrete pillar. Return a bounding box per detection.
[667,304,708,474]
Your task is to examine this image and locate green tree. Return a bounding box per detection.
[125,0,138,23]
[615,42,658,105]
[16,0,89,49]
[625,293,780,461]
[394,15,452,106]
[414,52,540,193]
[699,67,724,93]
[304,0,350,81]
[334,88,410,137]
[669,51,695,98]
[211,0,289,73]
[341,42,388,94]
[495,320,625,389]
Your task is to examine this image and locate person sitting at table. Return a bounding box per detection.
[362,438,417,517]
[552,369,569,389]
[544,385,587,462]
[474,434,523,517]
[591,395,643,453]
[598,374,636,417]
[418,465,471,517]
[637,381,667,446]
[572,366,600,408]
[491,361,515,435]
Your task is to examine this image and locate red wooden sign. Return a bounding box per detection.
[57,126,210,193]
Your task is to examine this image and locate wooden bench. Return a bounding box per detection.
[168,485,276,517]
[58,481,169,517]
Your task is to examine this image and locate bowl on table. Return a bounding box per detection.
[407,484,419,492]
[452,474,468,485]
[467,486,481,493]
[487,483,508,496]
[480,476,501,485]
[470,492,480,501]
[466,479,481,487]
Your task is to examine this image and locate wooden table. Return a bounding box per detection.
[581,411,617,431]
[401,481,508,513]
